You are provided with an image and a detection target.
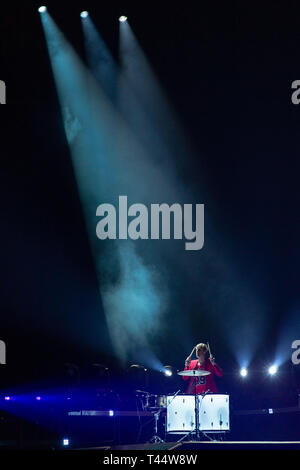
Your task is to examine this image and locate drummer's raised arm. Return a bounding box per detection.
[185,358,191,368]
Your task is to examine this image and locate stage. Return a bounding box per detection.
[2,2,300,462]
[110,440,300,450]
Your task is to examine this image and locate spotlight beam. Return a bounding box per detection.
[40,12,171,365]
[81,14,118,102]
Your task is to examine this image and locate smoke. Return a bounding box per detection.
[100,242,169,364]
[41,13,269,371]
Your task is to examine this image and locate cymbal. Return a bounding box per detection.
[177,369,211,377]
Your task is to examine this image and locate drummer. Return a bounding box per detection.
[183,343,223,394]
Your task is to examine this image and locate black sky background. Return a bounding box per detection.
[1,1,300,403]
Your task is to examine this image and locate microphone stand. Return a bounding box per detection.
[195,377,200,440]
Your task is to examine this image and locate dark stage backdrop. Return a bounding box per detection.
[0,1,300,408]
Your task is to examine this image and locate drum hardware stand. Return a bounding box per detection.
[135,390,150,410]
[148,408,165,443]
[176,378,201,443]
[176,383,214,443]
[148,389,182,443]
[136,391,165,443]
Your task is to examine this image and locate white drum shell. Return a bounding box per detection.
[199,394,230,431]
[167,395,195,432]
[167,394,230,433]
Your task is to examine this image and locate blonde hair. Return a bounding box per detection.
[196,343,208,354]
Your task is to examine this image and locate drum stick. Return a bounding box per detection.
[185,346,196,363]
[207,342,212,358]
[189,346,196,358]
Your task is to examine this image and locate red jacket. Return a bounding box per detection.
[182,359,223,394]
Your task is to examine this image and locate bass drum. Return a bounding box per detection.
[167,394,195,433]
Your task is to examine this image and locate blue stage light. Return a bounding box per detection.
[62,438,69,446]
[4,396,11,401]
[80,11,89,18]
[268,365,278,375]
[240,367,248,377]
[38,6,47,13]
[163,367,173,377]
[119,16,127,22]
[109,410,114,417]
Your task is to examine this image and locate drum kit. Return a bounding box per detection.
[140,368,230,443]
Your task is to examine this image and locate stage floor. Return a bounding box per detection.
[86,440,300,451]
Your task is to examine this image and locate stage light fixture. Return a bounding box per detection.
[80,11,89,18]
[35,396,41,401]
[240,367,248,377]
[4,396,11,401]
[268,365,278,375]
[163,366,173,377]
[62,438,70,446]
[38,6,47,13]
[109,410,114,417]
[119,16,128,22]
